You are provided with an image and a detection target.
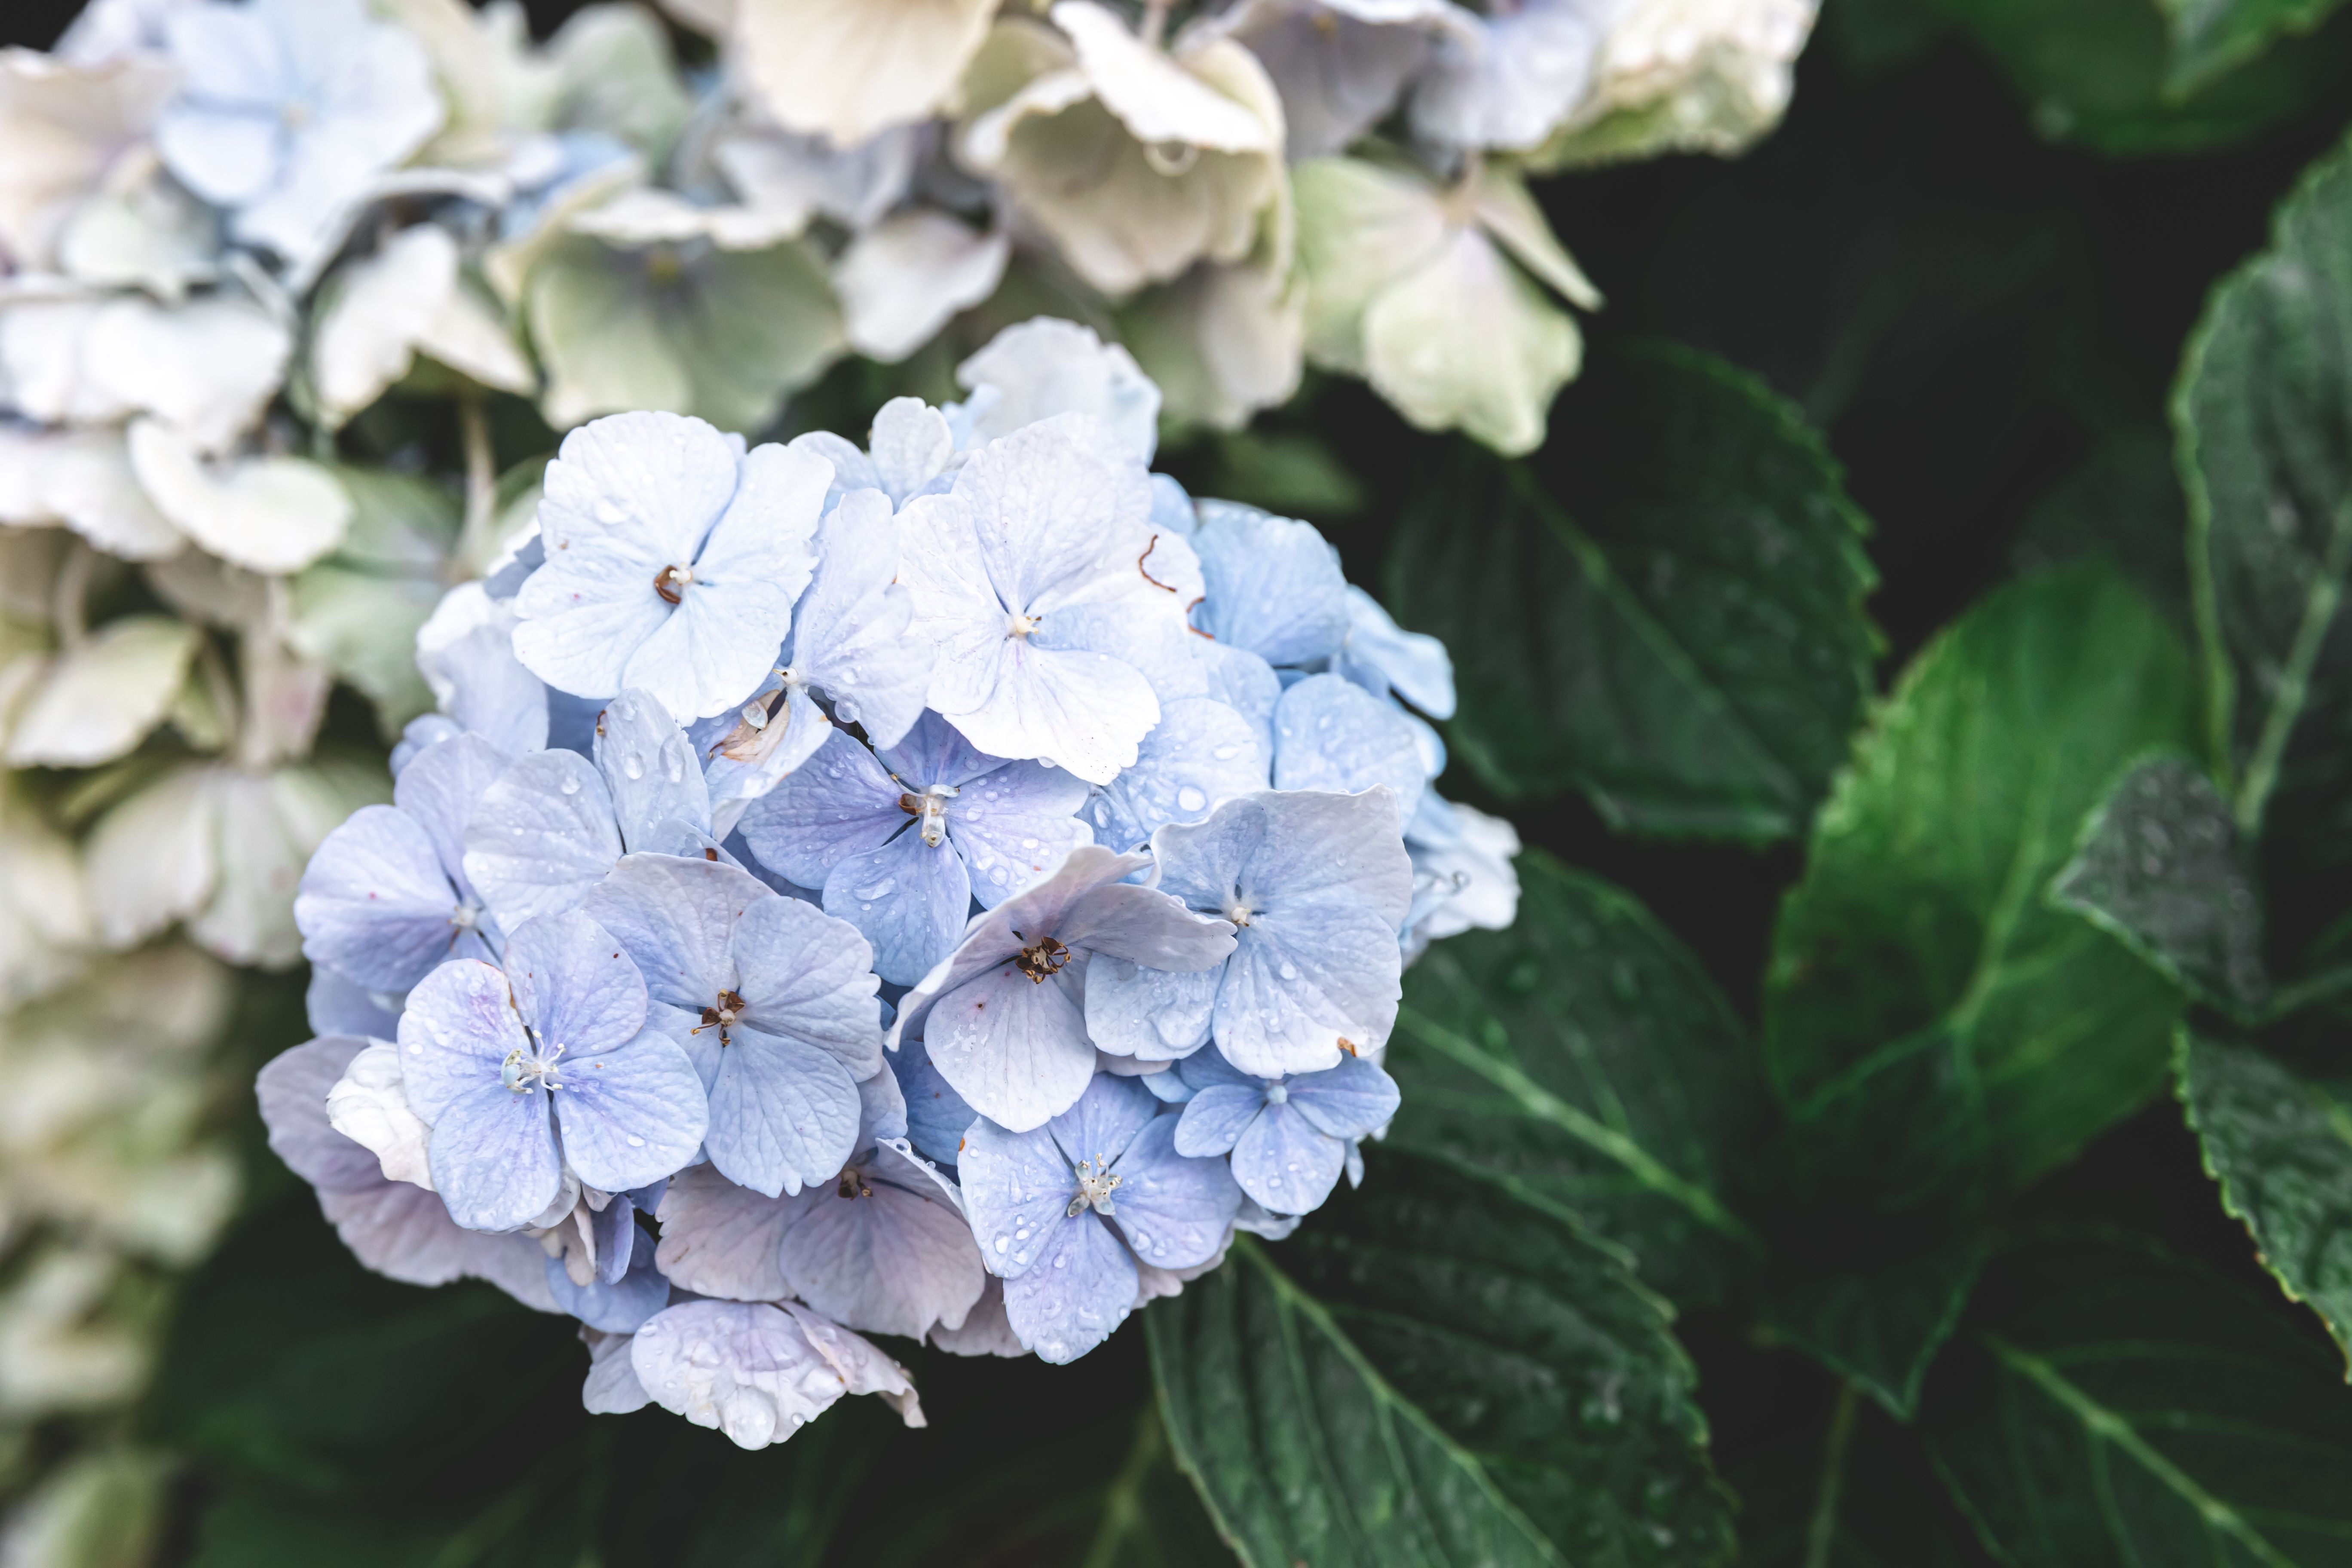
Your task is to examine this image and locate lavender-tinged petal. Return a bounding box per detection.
[923,965,1096,1134]
[776,1142,986,1338]
[653,1162,790,1301]
[1106,1116,1243,1270]
[730,894,885,1077]
[1214,904,1404,1077]
[545,1224,669,1332]
[629,1300,844,1449]
[958,1118,1078,1281]
[1001,1211,1137,1365]
[821,827,971,988]
[503,910,649,1059]
[1271,674,1428,820]
[1057,882,1236,972]
[554,1026,708,1193]
[428,1081,563,1232]
[945,760,1093,909]
[583,853,767,1013]
[395,958,526,1124]
[736,726,909,888]
[1044,1074,1161,1175]
[295,805,465,993]
[1084,958,1219,1061]
[461,750,622,931]
[391,731,512,900]
[930,1275,1026,1357]
[889,1037,977,1168]
[706,1032,863,1198]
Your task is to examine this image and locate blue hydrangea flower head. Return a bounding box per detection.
[959,1073,1240,1363]
[738,715,1093,985]
[1172,1047,1400,1215]
[886,845,1236,1132]
[513,411,832,722]
[395,909,708,1232]
[584,851,884,1198]
[296,731,508,993]
[156,0,444,268]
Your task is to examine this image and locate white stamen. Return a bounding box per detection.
[1066,1156,1122,1217]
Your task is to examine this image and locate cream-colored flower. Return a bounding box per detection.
[309,224,535,426]
[1530,0,1820,168]
[0,285,288,456]
[1121,259,1304,432]
[126,419,352,578]
[835,209,1011,364]
[962,3,1287,298]
[732,0,1000,147]
[1296,153,1599,454]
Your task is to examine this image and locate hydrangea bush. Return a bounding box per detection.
[260,320,1518,1439]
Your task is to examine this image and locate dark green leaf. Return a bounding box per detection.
[1932,0,2352,153]
[2179,1028,2352,1369]
[1152,1154,1733,1568]
[2049,754,2269,1014]
[2177,130,2352,982]
[1386,343,1877,841]
[1764,564,2197,1216]
[1921,1229,2352,1566]
[1729,1383,1998,1568]
[1384,850,1766,1306]
[2158,0,2352,91]
[1759,1238,1987,1419]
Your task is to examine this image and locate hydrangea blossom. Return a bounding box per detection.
[250,315,1519,1445]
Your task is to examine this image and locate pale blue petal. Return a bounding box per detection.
[730,894,885,1077]
[1338,585,1456,718]
[652,1162,789,1301]
[164,4,286,108]
[1229,1099,1347,1215]
[776,1142,985,1338]
[1214,902,1403,1076]
[858,1063,910,1148]
[867,398,954,504]
[1144,1070,1195,1105]
[392,732,512,902]
[1173,1084,1264,1158]
[874,709,999,789]
[1046,1073,1160,1171]
[462,751,622,931]
[1195,639,1281,763]
[794,491,929,750]
[1002,1212,1137,1364]
[821,828,971,987]
[736,727,906,889]
[958,1118,1075,1279]
[429,1081,562,1232]
[1285,1055,1402,1141]
[1188,501,1349,667]
[593,1193,637,1283]
[296,806,466,993]
[426,620,549,756]
[923,964,1096,1134]
[1083,958,1218,1060]
[594,689,711,851]
[1153,787,1415,927]
[583,853,767,1013]
[1149,473,1197,538]
[555,1026,709,1193]
[1271,674,1427,819]
[1081,698,1265,853]
[946,760,1092,908]
[889,1038,977,1168]
[391,715,461,777]
[1057,883,1237,973]
[504,910,648,1059]
[396,958,525,1124]
[706,1033,862,1198]
[306,968,402,1039]
[1175,1043,1257,1094]
[787,431,879,505]
[1106,1115,1243,1269]
[156,106,281,206]
[545,1223,669,1332]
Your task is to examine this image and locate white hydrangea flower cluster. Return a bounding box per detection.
[257,318,1522,1446]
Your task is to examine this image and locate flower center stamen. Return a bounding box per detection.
[501,1039,566,1094]
[1066,1156,1121,1217]
[653,563,695,605]
[836,1166,873,1200]
[1006,611,1038,639]
[1014,935,1072,983]
[695,988,747,1044]
[897,784,958,847]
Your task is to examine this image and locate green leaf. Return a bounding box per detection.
[1383,849,1766,1306]
[1764,564,2197,1216]
[2177,130,2352,980]
[1921,1229,2352,1566]
[1759,1238,1987,1420]
[1151,1153,1734,1568]
[1385,342,1878,841]
[1728,1382,1998,1568]
[1932,0,2352,153]
[2179,1028,2352,1369]
[2158,0,2352,91]
[2049,754,2269,1014]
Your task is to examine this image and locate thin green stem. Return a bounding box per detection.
[1078,1405,1166,1568]
[2236,493,2352,837]
[1802,1381,1859,1568]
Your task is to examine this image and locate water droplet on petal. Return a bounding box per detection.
[558,776,581,796]
[1176,787,1207,814]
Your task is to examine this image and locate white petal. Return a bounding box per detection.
[4,616,196,768]
[325,1040,435,1191]
[735,0,999,147]
[836,210,1009,364]
[126,420,352,575]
